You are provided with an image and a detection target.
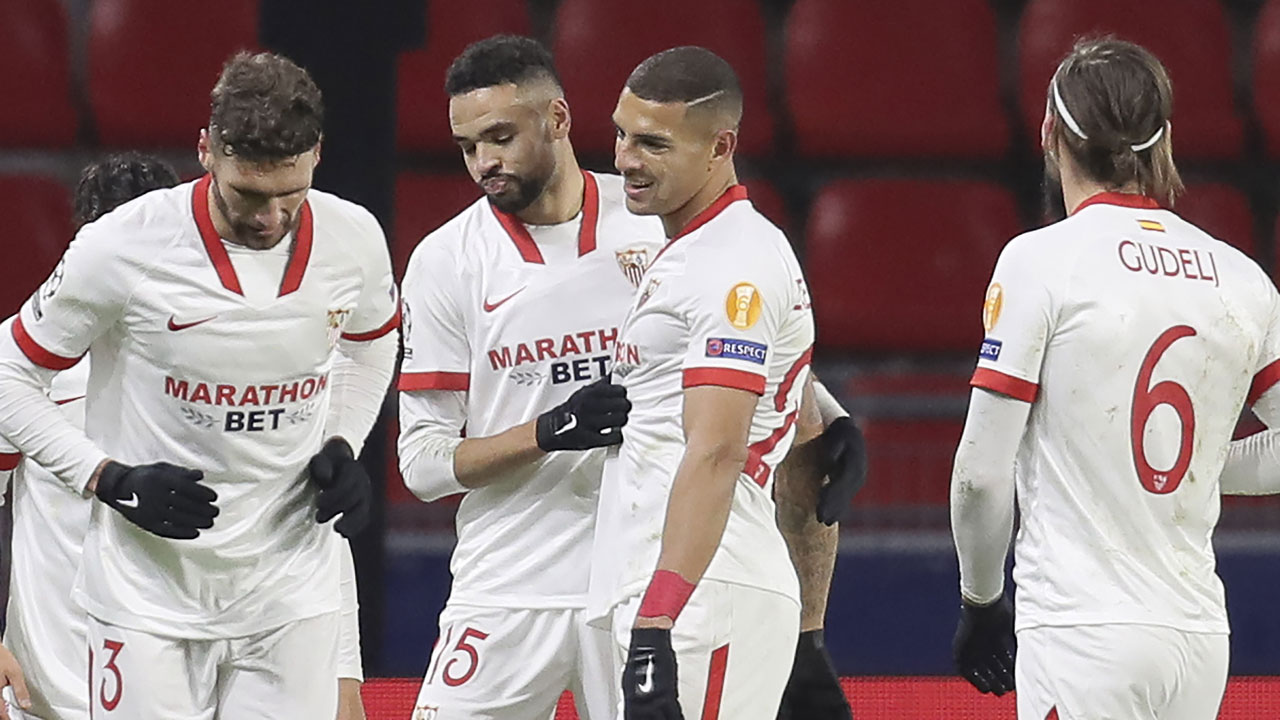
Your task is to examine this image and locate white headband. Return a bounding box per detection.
[1052,74,1169,152]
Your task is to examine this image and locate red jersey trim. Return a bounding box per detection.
[341,306,401,342]
[398,371,470,392]
[192,174,314,297]
[0,453,20,471]
[743,349,813,486]
[682,367,766,395]
[12,316,81,371]
[701,644,730,720]
[1072,192,1161,215]
[1249,358,1280,405]
[650,185,751,268]
[490,170,601,264]
[971,367,1038,403]
[278,200,314,296]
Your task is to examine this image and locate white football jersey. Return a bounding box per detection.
[398,172,664,607]
[7,176,399,639]
[973,192,1280,634]
[587,186,813,622]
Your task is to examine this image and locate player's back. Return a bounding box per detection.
[975,193,1278,633]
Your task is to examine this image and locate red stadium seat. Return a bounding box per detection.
[393,173,481,277]
[88,0,259,147]
[784,0,1007,159]
[741,178,791,238]
[0,176,72,315]
[1176,183,1255,258]
[855,417,963,508]
[1019,0,1242,160]
[806,179,1021,353]
[1254,0,1280,157]
[0,0,77,147]
[396,0,532,154]
[553,0,774,158]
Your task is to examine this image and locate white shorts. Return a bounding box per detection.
[1016,624,1228,720]
[609,580,800,720]
[411,604,614,720]
[85,612,338,720]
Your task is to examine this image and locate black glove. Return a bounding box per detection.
[777,630,852,720]
[308,438,371,538]
[953,594,1016,696]
[94,460,218,540]
[816,416,868,525]
[536,377,631,451]
[623,627,683,720]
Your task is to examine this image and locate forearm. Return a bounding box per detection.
[654,446,744,587]
[452,421,544,487]
[336,541,363,682]
[1222,429,1280,495]
[0,353,105,495]
[325,334,397,455]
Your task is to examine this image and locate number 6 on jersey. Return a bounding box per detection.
[1131,325,1197,494]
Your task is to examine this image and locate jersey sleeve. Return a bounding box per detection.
[1247,278,1280,420]
[14,222,132,368]
[340,210,401,342]
[679,248,792,397]
[969,236,1057,404]
[397,235,472,392]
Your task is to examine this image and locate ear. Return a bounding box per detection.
[198,129,214,173]
[548,97,572,140]
[710,128,737,165]
[313,139,323,168]
[1039,109,1054,152]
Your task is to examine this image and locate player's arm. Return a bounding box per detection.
[335,540,366,720]
[1220,283,1280,495]
[0,641,30,719]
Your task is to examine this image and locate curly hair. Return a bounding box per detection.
[73,152,179,229]
[209,51,324,162]
[445,35,561,96]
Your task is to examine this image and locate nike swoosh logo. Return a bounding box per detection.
[117,493,140,508]
[554,414,578,436]
[482,287,526,313]
[637,654,655,694]
[167,315,217,331]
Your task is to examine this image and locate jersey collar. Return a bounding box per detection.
[672,184,750,240]
[1071,191,1161,215]
[489,170,600,264]
[192,174,314,297]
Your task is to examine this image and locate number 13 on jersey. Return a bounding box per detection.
[1131,325,1197,495]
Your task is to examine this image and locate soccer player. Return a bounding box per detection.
[591,47,816,719]
[0,154,369,720]
[399,36,863,720]
[949,38,1275,719]
[0,52,398,720]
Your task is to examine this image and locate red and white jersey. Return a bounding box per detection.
[972,192,1280,634]
[587,186,813,621]
[398,171,664,607]
[7,176,399,639]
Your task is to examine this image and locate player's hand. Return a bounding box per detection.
[816,416,868,525]
[623,627,684,720]
[777,630,852,720]
[94,460,218,540]
[536,377,631,452]
[0,642,30,720]
[308,438,372,538]
[953,594,1016,696]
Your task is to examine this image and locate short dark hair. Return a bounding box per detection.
[445,35,562,96]
[73,152,179,229]
[1048,37,1183,205]
[209,51,324,163]
[625,46,743,126]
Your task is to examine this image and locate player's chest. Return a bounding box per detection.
[612,254,690,381]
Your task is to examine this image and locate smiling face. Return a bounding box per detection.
[449,82,562,214]
[612,88,721,221]
[199,133,318,250]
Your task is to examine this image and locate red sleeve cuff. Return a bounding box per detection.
[682,367,766,395]
[0,453,20,471]
[12,316,82,371]
[1249,359,1280,406]
[398,371,470,391]
[971,367,1038,403]
[341,307,401,342]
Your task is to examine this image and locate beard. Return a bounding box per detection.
[1041,154,1067,225]
[481,161,554,215]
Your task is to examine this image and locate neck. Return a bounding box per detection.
[1060,157,1142,215]
[661,166,738,238]
[206,183,287,250]
[515,143,584,226]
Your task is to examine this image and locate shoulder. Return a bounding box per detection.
[590,172,665,250]
[306,189,387,253]
[689,202,792,278]
[403,198,492,289]
[68,182,194,270]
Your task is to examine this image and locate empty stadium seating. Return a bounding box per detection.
[1254,0,1280,157]
[1018,0,1242,159]
[553,0,774,158]
[88,0,259,147]
[1176,182,1256,257]
[396,0,533,155]
[805,178,1022,352]
[784,0,1008,159]
[393,173,481,276]
[0,176,72,315]
[0,0,77,147]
